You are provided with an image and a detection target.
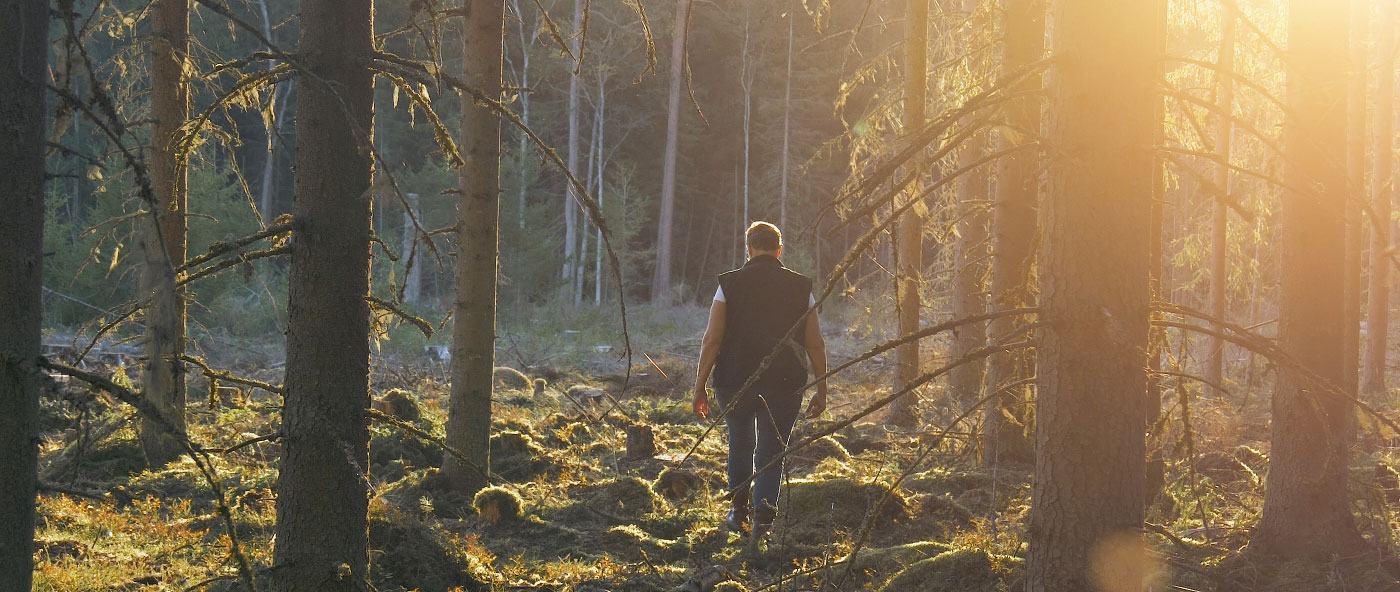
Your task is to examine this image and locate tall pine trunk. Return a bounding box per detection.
[1027,0,1156,588]
[1345,0,1367,400]
[1251,0,1366,559]
[444,0,504,497]
[884,0,928,429]
[0,1,48,587]
[270,0,375,588]
[981,0,1043,466]
[949,127,989,409]
[1364,0,1394,401]
[1206,8,1234,393]
[653,0,688,304]
[139,0,189,468]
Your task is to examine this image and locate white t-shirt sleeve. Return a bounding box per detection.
[810,293,816,307]
[714,286,726,302]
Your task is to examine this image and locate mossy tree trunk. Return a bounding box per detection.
[1251,0,1366,559]
[139,0,189,468]
[1027,0,1157,588]
[270,0,374,588]
[0,0,49,588]
[444,0,504,497]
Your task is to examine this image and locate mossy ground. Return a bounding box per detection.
[29,350,1400,591]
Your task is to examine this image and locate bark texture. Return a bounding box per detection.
[1363,0,1394,401]
[949,129,989,409]
[270,0,374,588]
[1344,0,1366,400]
[140,0,190,468]
[981,0,1043,466]
[0,1,49,587]
[444,0,504,497]
[884,0,928,428]
[1251,0,1366,559]
[653,0,688,304]
[1206,10,1234,393]
[1027,0,1156,588]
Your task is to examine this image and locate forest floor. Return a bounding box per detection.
[26,306,1400,591]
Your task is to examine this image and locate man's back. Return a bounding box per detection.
[713,254,813,391]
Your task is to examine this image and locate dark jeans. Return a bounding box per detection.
[715,385,802,511]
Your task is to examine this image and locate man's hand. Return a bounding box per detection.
[692,385,711,419]
[804,389,827,419]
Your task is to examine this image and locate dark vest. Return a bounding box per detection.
[713,255,813,392]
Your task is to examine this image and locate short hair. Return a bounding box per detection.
[746,221,782,252]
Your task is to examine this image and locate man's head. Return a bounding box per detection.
[746,221,782,259]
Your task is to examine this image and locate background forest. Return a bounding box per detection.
[5,0,1400,590]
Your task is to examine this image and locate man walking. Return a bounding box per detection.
[692,221,828,540]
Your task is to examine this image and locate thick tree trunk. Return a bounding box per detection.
[884,0,928,429]
[1206,9,1234,394]
[653,0,688,305]
[270,0,375,588]
[1027,0,1156,588]
[1363,1,1394,401]
[981,0,1043,466]
[140,0,190,468]
[949,128,989,409]
[445,0,504,497]
[1251,0,1366,559]
[0,1,48,587]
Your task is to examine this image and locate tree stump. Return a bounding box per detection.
[626,424,657,459]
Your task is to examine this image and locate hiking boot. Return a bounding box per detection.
[724,505,749,534]
[751,503,777,541]
[724,489,750,534]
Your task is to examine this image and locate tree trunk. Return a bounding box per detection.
[653,0,688,305]
[1206,8,1234,394]
[140,0,190,468]
[1027,0,1156,588]
[884,0,928,429]
[270,0,375,588]
[594,71,607,305]
[444,0,505,497]
[255,0,281,225]
[981,0,1043,466]
[1344,0,1367,400]
[562,0,584,290]
[1251,0,1366,559]
[1363,0,1394,401]
[741,0,753,232]
[949,127,989,409]
[401,192,421,307]
[779,0,793,231]
[0,1,48,587]
[510,0,535,230]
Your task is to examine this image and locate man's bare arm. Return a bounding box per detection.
[693,300,726,418]
[804,310,828,418]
